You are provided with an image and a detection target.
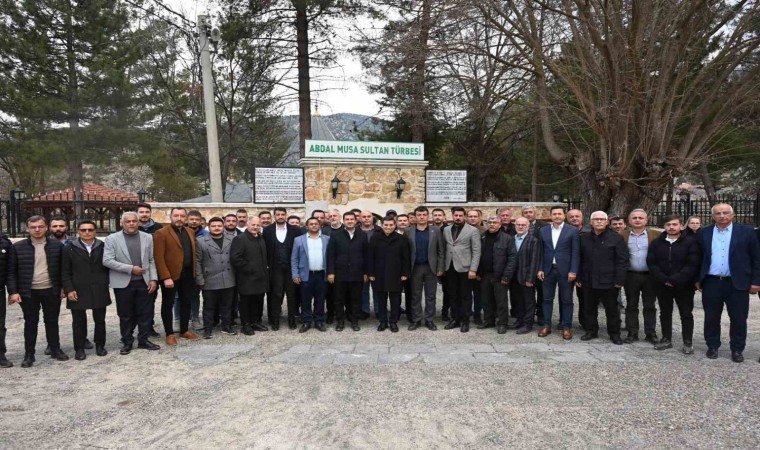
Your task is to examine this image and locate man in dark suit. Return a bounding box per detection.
[327,212,368,332]
[368,217,410,332]
[405,206,445,331]
[230,216,270,335]
[696,203,760,363]
[577,212,628,344]
[262,207,303,330]
[522,204,548,324]
[537,206,580,339]
[477,216,517,333]
[512,217,542,334]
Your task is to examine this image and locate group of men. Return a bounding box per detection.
[0,201,758,369]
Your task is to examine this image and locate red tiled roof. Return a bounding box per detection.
[27,183,140,202]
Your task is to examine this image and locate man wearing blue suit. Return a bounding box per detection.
[696,203,760,363]
[537,206,580,339]
[292,217,330,333]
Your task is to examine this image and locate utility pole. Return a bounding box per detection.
[198,15,224,203]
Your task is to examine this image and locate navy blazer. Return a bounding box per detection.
[697,223,760,290]
[538,223,580,276]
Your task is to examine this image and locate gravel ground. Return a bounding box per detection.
[1,290,758,449]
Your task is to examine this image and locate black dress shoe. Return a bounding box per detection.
[645,334,658,345]
[515,326,532,335]
[138,341,161,351]
[389,323,399,333]
[408,321,421,331]
[0,355,12,368]
[580,332,598,341]
[149,327,161,338]
[472,315,482,325]
[299,323,312,333]
[654,338,673,350]
[44,345,51,356]
[221,326,237,335]
[84,339,94,350]
[316,323,327,332]
[326,315,334,325]
[21,353,35,368]
[441,313,450,322]
[377,323,388,332]
[706,348,718,359]
[460,321,470,333]
[240,325,255,336]
[75,349,86,361]
[203,329,213,339]
[731,351,744,363]
[444,320,460,330]
[50,348,69,361]
[497,325,508,334]
[351,322,360,331]
[288,317,297,330]
[252,323,269,332]
[623,333,638,344]
[335,320,344,332]
[477,321,495,330]
[96,345,107,357]
[271,321,280,331]
[611,337,623,345]
[425,321,437,331]
[120,344,132,355]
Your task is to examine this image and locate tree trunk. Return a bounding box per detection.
[295,3,312,158]
[531,121,538,202]
[410,0,431,143]
[65,0,83,217]
[700,161,717,205]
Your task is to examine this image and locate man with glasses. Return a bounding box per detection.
[578,212,628,344]
[512,217,542,334]
[695,204,760,363]
[62,220,111,360]
[477,216,517,333]
[620,209,661,344]
[7,216,67,367]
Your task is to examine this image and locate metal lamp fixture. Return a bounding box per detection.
[395,177,406,199]
[551,192,561,203]
[11,187,25,202]
[331,174,341,199]
[137,189,148,203]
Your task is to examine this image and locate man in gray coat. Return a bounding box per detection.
[103,211,160,355]
[442,206,482,332]
[405,206,444,331]
[195,217,236,339]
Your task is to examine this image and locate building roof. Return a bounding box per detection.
[26,183,141,202]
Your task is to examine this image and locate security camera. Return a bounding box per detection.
[210,27,221,43]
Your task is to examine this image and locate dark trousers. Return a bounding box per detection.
[513,283,536,329]
[471,282,482,318]
[576,285,586,328]
[403,278,413,317]
[239,294,265,326]
[582,287,622,338]
[71,308,106,350]
[160,268,195,335]
[335,280,363,323]
[542,267,574,329]
[173,283,200,322]
[534,277,544,321]
[0,293,7,355]
[702,277,749,352]
[301,272,327,324]
[268,264,298,322]
[624,271,657,335]
[325,283,334,320]
[362,280,377,314]
[447,266,472,321]
[412,264,438,322]
[480,272,509,325]
[439,274,451,317]
[20,288,61,354]
[376,290,402,324]
[148,289,159,328]
[655,283,695,343]
[114,280,153,346]
[202,287,234,331]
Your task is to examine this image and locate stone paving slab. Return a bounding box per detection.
[435,344,495,353]
[547,352,600,363]
[310,344,355,354]
[174,344,255,367]
[473,353,532,364]
[333,353,379,365]
[549,343,593,352]
[422,352,478,364]
[354,344,389,354]
[377,353,419,364]
[390,343,437,353]
[296,353,336,365]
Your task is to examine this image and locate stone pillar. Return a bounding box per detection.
[300,158,428,214]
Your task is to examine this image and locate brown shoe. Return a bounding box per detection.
[180,331,201,341]
[165,334,178,346]
[538,326,552,337]
[563,328,573,340]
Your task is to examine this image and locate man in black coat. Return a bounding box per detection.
[478,216,518,333]
[62,220,111,360]
[578,211,629,345]
[7,215,67,367]
[230,216,270,335]
[0,229,12,368]
[368,217,410,332]
[327,212,368,331]
[512,217,542,334]
[262,207,303,330]
[646,215,702,354]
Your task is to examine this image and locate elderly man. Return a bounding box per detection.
[195,217,236,339]
[102,212,160,355]
[499,208,516,236]
[7,216,67,367]
[696,204,760,363]
[230,216,270,335]
[478,216,517,333]
[522,204,548,324]
[321,209,344,237]
[621,209,661,344]
[578,212,628,345]
[443,207,482,332]
[512,217,542,334]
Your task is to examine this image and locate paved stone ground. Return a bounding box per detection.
[1,290,758,449]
